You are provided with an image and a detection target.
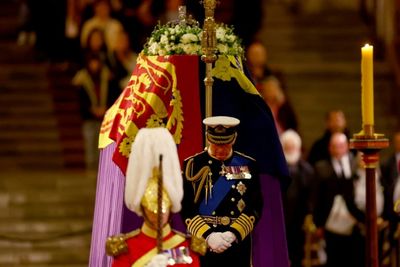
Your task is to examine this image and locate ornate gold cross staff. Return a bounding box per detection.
[201,0,217,118]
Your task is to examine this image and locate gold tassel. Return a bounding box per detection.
[209,172,213,199]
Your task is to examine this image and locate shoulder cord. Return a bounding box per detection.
[185,158,211,203]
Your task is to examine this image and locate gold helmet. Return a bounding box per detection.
[140,167,172,214]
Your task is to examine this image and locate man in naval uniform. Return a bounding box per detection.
[181,116,263,267]
[106,128,202,267]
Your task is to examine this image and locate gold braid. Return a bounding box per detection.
[185,158,211,203]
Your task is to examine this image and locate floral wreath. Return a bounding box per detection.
[143,19,244,58]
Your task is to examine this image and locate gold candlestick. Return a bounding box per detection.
[349,135,388,267]
[350,45,389,267]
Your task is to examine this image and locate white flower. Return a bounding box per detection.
[160,35,169,44]
[216,27,226,40]
[217,43,228,54]
[226,35,236,43]
[180,43,199,54]
[181,33,198,44]
[149,43,159,54]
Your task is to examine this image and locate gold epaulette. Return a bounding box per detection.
[105,229,140,257]
[183,150,207,162]
[234,151,256,161]
[189,235,207,256]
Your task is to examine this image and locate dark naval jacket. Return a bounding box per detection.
[181,149,263,267]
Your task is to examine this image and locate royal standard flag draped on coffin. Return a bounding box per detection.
[98,54,204,171]
[89,19,290,267]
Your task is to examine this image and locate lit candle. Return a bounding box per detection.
[361,44,374,126]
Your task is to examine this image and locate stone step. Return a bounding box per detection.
[0,131,58,140]
[0,171,96,190]
[0,80,49,92]
[0,235,91,250]
[0,104,54,115]
[0,90,53,104]
[0,264,88,267]
[0,44,38,63]
[0,204,93,220]
[0,246,89,266]
[264,32,368,49]
[0,20,19,38]
[270,61,392,77]
[0,117,58,128]
[0,62,48,76]
[0,190,95,206]
[0,157,64,170]
[0,218,92,236]
[0,141,61,153]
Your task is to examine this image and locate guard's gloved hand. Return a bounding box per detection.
[145,253,169,267]
[206,232,232,253]
[221,231,237,243]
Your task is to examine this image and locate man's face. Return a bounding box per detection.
[327,111,346,133]
[329,133,348,159]
[246,43,267,68]
[282,139,301,165]
[208,142,234,161]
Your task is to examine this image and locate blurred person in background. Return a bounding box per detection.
[258,76,298,135]
[16,0,36,46]
[280,129,314,267]
[107,30,137,91]
[80,0,124,53]
[312,132,364,267]
[245,41,269,90]
[159,0,184,24]
[81,27,109,66]
[117,0,164,53]
[245,40,287,91]
[380,130,400,264]
[308,109,350,166]
[72,53,120,170]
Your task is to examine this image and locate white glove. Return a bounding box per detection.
[206,232,232,253]
[145,253,169,267]
[222,231,237,243]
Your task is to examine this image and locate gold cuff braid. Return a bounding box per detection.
[230,214,254,240]
[190,235,207,256]
[187,215,211,238]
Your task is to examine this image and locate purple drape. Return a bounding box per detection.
[253,173,289,267]
[89,143,125,267]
